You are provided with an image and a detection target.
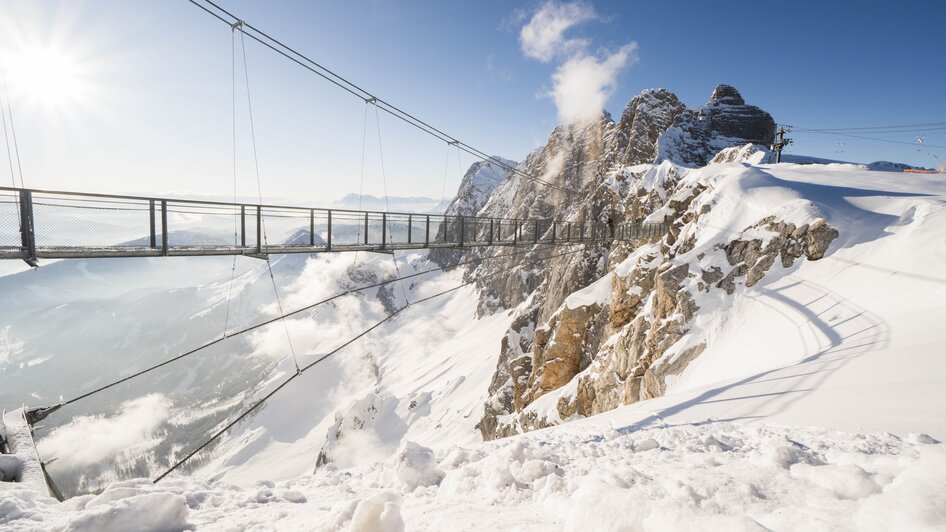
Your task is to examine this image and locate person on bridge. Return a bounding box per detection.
[606,216,615,239]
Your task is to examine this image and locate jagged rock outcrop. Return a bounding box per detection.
[429,157,516,264]
[427,85,794,440]
[656,85,776,167]
[619,89,686,165]
[473,158,840,440]
[445,158,516,217]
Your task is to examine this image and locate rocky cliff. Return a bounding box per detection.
[436,85,835,440]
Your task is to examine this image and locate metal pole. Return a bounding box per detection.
[513,219,518,246]
[407,214,412,244]
[496,219,501,242]
[364,212,369,245]
[149,200,156,248]
[551,222,556,244]
[327,210,332,251]
[18,190,36,263]
[381,212,387,250]
[534,220,538,244]
[458,216,465,247]
[488,218,493,245]
[240,205,246,247]
[425,215,430,247]
[256,205,262,254]
[309,209,315,246]
[161,200,168,256]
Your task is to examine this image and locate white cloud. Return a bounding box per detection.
[516,2,638,125]
[519,1,597,63]
[548,43,639,124]
[38,394,170,469]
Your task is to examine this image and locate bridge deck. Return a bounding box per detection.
[0,186,668,261]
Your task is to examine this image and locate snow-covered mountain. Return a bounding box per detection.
[2,85,945,531]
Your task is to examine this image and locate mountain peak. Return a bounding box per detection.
[709,84,745,105]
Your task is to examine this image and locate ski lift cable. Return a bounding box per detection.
[787,128,946,149]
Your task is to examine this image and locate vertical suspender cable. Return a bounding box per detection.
[0,71,24,189]
[373,104,410,305]
[222,27,240,338]
[239,28,300,374]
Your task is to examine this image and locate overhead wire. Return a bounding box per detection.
[53,242,590,409]
[787,127,946,150]
[372,103,411,305]
[152,243,586,482]
[185,0,574,194]
[237,25,301,374]
[222,25,240,339]
[787,121,946,132]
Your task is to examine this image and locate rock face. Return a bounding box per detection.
[619,89,686,165]
[656,84,776,167]
[477,159,840,439]
[427,85,810,440]
[445,157,516,217]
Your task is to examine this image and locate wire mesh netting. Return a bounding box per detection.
[32,195,153,249]
[1,187,668,259]
[0,192,21,250]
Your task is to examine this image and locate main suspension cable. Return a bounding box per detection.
[185,0,574,194]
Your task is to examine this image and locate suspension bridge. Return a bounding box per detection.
[0,0,674,501]
[0,185,668,264]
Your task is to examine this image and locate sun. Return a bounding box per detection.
[3,44,92,111]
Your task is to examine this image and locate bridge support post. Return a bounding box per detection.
[534,220,538,244]
[327,210,332,251]
[161,200,168,256]
[149,200,156,248]
[488,219,493,245]
[381,213,387,250]
[309,209,315,246]
[364,213,369,246]
[256,205,262,254]
[425,215,430,247]
[458,217,465,247]
[18,190,37,265]
[407,214,412,244]
[551,222,556,244]
[513,220,518,246]
[240,205,246,247]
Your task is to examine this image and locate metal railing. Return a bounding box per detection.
[0,186,669,261]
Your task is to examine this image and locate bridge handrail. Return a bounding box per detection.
[0,186,669,263]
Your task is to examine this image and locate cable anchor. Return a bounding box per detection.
[230,20,244,32]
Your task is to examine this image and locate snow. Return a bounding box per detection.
[3,421,943,531]
[562,271,611,309]
[2,161,946,529]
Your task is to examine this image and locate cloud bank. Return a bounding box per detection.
[38,394,170,470]
[518,1,638,124]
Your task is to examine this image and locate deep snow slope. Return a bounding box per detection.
[500,163,946,439]
[2,161,945,531]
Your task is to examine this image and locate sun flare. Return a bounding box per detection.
[3,44,91,110]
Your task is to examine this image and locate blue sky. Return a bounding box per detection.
[1,0,944,202]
